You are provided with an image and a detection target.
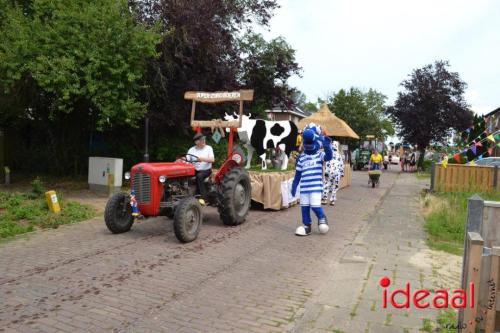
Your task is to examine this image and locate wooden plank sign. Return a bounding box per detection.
[184,90,254,103]
[462,232,483,333]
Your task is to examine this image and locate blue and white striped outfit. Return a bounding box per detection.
[295,152,326,194]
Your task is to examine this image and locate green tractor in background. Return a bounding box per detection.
[352,135,385,170]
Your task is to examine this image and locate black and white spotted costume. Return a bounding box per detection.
[322,141,344,205]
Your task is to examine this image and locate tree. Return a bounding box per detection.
[130,0,284,131]
[386,61,473,167]
[0,0,160,173]
[324,88,394,144]
[0,0,160,128]
[303,102,318,113]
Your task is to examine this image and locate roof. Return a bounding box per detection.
[485,107,500,117]
[298,104,359,139]
[265,106,311,118]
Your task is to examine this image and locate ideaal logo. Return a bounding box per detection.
[379,276,474,309]
[379,276,497,329]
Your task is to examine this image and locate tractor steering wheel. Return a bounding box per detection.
[184,153,200,164]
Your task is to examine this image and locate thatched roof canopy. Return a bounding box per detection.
[298,104,359,139]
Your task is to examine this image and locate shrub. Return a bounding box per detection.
[31,177,45,196]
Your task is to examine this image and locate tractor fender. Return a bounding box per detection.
[215,158,239,184]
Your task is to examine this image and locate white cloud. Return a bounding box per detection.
[256,0,500,109]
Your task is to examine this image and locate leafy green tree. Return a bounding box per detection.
[323,88,394,144]
[303,102,318,113]
[386,61,473,167]
[237,32,302,115]
[0,0,160,173]
[131,0,283,131]
[0,0,160,128]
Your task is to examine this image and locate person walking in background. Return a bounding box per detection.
[369,149,383,170]
[409,150,416,172]
[322,141,344,206]
[403,151,409,172]
[296,130,303,152]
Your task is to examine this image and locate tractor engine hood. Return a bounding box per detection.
[131,162,196,178]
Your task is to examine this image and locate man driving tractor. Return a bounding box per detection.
[180,133,215,202]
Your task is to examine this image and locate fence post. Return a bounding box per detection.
[430,162,435,191]
[459,195,485,327]
[460,232,484,333]
[493,165,499,190]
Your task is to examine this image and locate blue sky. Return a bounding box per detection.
[257,0,500,115]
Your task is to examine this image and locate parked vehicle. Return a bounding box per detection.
[352,135,385,170]
[475,157,500,167]
[390,155,400,165]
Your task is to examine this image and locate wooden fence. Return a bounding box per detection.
[431,163,499,193]
[460,196,500,332]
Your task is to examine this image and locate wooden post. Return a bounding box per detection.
[430,162,435,191]
[484,247,500,333]
[461,232,483,333]
[238,100,244,128]
[191,100,197,128]
[493,166,499,190]
[460,196,485,327]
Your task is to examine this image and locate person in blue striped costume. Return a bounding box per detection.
[291,123,333,236]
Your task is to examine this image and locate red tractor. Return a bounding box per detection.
[104,90,254,243]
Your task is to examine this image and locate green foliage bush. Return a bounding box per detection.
[31,177,45,197]
[0,191,95,238]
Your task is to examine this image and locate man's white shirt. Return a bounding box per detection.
[187,145,214,171]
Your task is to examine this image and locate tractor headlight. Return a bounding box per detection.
[159,175,167,183]
[124,172,131,180]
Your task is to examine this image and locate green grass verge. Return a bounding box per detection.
[422,190,500,255]
[415,172,431,180]
[0,191,95,238]
[421,309,457,332]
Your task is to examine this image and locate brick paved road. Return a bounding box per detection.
[0,169,398,333]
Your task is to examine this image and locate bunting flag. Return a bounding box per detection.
[470,144,477,155]
[442,159,448,168]
[446,130,499,165]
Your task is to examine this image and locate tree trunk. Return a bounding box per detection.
[418,148,426,170]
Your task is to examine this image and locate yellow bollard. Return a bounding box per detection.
[45,190,61,213]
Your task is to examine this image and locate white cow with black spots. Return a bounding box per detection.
[224,113,298,170]
[322,140,344,205]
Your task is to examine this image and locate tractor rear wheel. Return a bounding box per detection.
[105,192,134,233]
[218,167,251,226]
[173,197,202,243]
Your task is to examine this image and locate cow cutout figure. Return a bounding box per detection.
[224,113,298,170]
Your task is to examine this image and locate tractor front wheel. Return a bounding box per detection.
[173,197,202,243]
[218,168,251,226]
[105,192,134,234]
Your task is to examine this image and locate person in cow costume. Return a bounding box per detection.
[322,140,344,206]
[291,123,333,236]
